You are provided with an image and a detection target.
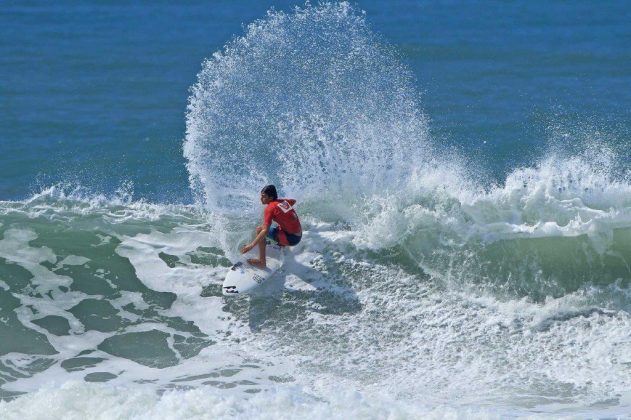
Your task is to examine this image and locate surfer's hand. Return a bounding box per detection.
[240,243,253,254]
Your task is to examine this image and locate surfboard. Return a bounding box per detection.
[222,242,284,295]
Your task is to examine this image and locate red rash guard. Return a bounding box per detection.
[263,199,302,235]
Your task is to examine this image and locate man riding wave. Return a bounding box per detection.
[240,185,302,268]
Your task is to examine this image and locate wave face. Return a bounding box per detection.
[3,2,631,418]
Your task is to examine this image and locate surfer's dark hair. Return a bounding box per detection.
[261,185,278,200]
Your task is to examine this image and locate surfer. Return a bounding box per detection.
[240,185,302,268]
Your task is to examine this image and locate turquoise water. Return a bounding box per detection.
[2,2,631,418]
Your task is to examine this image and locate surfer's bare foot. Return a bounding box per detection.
[247,258,266,269]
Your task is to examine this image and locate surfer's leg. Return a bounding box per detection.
[257,232,266,266]
[247,226,267,268]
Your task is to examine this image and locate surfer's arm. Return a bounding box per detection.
[241,223,269,253]
[254,223,270,244]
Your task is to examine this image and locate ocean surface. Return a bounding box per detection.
[2,1,631,418]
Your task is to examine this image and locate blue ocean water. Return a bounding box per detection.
[2,1,631,418]
[3,1,629,201]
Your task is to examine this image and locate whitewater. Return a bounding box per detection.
[2,3,631,418]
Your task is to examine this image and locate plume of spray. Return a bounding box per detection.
[184,2,431,251]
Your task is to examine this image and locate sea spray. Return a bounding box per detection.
[184,2,430,218]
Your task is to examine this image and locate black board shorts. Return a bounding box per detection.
[267,226,302,246]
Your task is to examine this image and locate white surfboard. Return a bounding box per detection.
[222,242,284,295]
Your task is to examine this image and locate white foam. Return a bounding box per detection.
[55,255,90,267]
[0,228,73,291]
[0,381,507,420]
[114,228,220,295]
